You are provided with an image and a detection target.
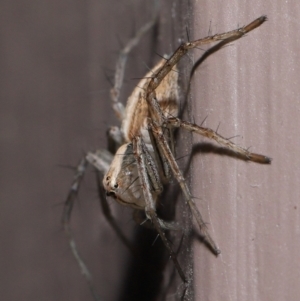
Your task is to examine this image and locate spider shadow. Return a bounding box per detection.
[188,142,254,166]
[117,184,181,301]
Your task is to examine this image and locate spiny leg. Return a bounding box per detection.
[133,135,187,284]
[142,16,268,254]
[146,16,267,125]
[149,117,271,252]
[167,117,272,164]
[107,126,123,154]
[62,157,102,301]
[139,137,182,231]
[150,122,220,255]
[110,2,159,121]
[86,149,113,175]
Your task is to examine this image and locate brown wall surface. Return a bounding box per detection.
[0,0,299,301]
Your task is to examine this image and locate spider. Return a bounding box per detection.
[63,13,271,300]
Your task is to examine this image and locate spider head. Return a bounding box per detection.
[103,143,146,210]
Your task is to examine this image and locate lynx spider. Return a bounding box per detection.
[63,12,271,300]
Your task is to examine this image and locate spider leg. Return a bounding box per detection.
[62,157,102,301]
[139,137,163,196]
[86,149,138,254]
[63,150,136,300]
[133,135,187,284]
[148,124,173,181]
[167,117,272,164]
[150,122,220,255]
[146,17,267,125]
[138,138,182,231]
[110,3,159,121]
[107,126,123,154]
[86,149,113,175]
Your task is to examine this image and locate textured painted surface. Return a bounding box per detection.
[192,1,300,300]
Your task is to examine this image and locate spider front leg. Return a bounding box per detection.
[133,135,187,284]
[63,148,136,300]
[149,122,220,255]
[62,156,102,301]
[86,149,137,253]
[109,4,158,121]
[146,16,267,99]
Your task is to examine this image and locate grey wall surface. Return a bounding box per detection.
[0,0,299,301]
[0,1,188,300]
